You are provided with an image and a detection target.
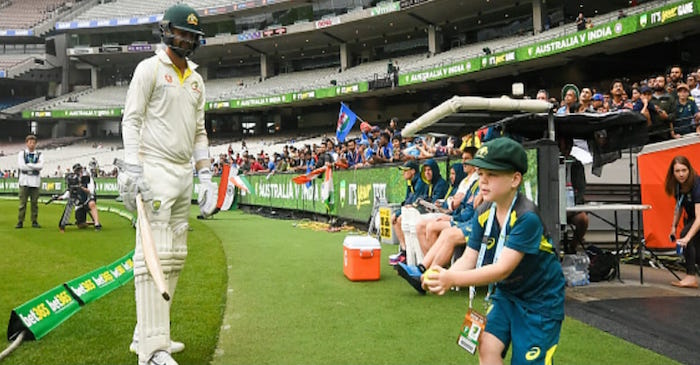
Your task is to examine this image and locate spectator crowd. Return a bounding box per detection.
[208,64,700,178]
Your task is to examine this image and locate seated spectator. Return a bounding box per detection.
[633,84,669,142]
[559,137,588,254]
[340,139,361,168]
[650,75,675,139]
[361,138,376,166]
[535,89,549,101]
[370,125,382,141]
[315,141,334,168]
[325,139,338,162]
[396,159,482,293]
[403,136,422,159]
[672,83,700,138]
[359,122,372,145]
[629,87,641,105]
[387,117,399,136]
[688,73,700,109]
[608,79,633,111]
[389,161,427,265]
[592,93,605,112]
[370,132,393,165]
[391,135,406,162]
[239,156,251,174]
[557,84,579,115]
[415,148,479,256]
[577,87,595,112]
[416,137,436,159]
[576,12,586,31]
[249,157,265,173]
[419,159,448,204]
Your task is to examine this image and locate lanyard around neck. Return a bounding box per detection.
[469,193,518,309]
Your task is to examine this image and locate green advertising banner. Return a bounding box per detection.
[517,14,638,61]
[207,82,369,111]
[6,250,134,341]
[22,108,124,119]
[64,267,112,306]
[479,50,517,70]
[7,284,81,340]
[239,152,539,222]
[240,164,408,221]
[371,1,400,16]
[399,60,480,86]
[64,251,134,305]
[636,0,698,30]
[0,177,220,201]
[110,251,136,285]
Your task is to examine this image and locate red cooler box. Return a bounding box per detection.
[343,235,381,281]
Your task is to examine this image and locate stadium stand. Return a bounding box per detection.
[0,54,42,70]
[6,0,669,115]
[0,0,71,29]
[73,0,240,20]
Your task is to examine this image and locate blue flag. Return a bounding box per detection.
[336,102,358,143]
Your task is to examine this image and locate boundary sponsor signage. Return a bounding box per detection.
[6,250,134,341]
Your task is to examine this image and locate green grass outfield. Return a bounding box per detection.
[0,199,678,364]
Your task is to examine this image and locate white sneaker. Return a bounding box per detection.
[130,341,185,354]
[147,350,178,365]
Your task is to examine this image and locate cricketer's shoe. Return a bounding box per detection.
[147,350,178,365]
[388,251,406,266]
[130,341,185,354]
[396,262,425,294]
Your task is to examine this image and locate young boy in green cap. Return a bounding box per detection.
[423,137,565,365]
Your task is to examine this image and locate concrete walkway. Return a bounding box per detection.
[566,264,700,365]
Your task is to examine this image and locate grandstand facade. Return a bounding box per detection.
[0,0,696,142]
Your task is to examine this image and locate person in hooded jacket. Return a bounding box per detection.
[419,159,448,204]
[413,163,467,253]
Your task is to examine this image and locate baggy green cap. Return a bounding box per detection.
[466,137,528,174]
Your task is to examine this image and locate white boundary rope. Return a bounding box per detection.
[0,330,26,361]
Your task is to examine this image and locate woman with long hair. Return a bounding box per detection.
[665,155,700,288]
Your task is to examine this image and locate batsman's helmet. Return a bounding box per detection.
[159,4,204,58]
[72,163,82,172]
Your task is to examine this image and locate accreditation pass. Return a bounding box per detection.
[457,309,486,354]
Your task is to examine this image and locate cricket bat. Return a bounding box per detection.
[136,193,171,301]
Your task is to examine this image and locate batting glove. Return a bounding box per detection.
[117,162,153,212]
[197,168,218,217]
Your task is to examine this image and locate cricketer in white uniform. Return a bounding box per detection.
[118,4,217,365]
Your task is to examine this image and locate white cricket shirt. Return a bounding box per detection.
[122,47,208,166]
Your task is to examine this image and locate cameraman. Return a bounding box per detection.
[55,163,102,231]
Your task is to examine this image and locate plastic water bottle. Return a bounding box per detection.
[562,254,590,286]
[677,243,684,256]
[566,183,575,207]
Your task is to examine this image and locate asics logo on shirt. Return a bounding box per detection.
[525,346,541,361]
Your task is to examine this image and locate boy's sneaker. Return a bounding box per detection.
[95,224,102,231]
[32,221,41,228]
[388,251,406,266]
[396,262,426,294]
[15,222,22,229]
